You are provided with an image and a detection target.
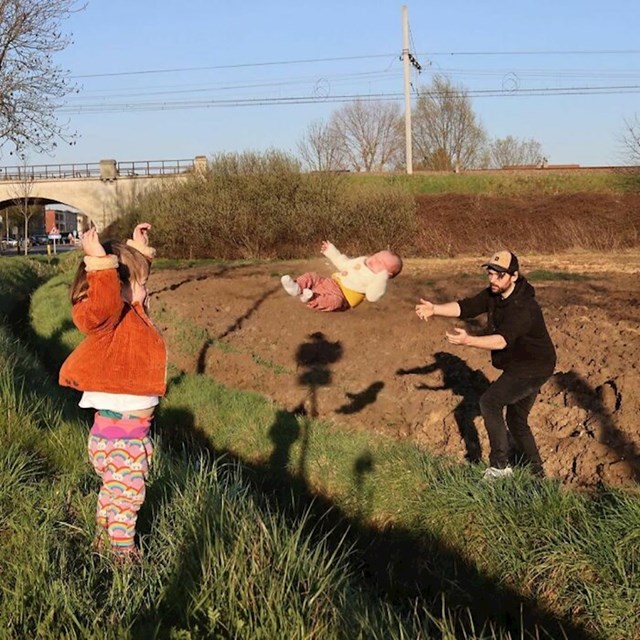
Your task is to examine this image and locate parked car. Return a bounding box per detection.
[31,234,50,246]
[1,237,18,248]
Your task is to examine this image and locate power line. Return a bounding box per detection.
[70,49,640,79]
[70,54,398,79]
[57,84,640,115]
[421,49,640,56]
[67,66,640,105]
[68,69,402,100]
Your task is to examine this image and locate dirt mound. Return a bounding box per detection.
[150,249,640,487]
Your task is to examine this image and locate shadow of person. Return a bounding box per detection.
[268,409,301,472]
[397,351,488,463]
[555,370,640,482]
[337,381,384,415]
[352,451,375,520]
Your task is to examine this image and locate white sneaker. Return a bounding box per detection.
[299,288,313,303]
[482,466,513,481]
[281,275,301,296]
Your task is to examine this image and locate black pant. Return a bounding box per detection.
[479,372,549,476]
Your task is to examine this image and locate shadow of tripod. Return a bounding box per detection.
[292,331,343,475]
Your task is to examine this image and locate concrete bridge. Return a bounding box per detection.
[0,156,207,231]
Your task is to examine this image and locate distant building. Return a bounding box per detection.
[44,208,87,235]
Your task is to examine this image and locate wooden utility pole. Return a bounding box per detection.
[402,5,413,175]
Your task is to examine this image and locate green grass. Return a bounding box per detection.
[3,256,640,639]
[154,257,237,271]
[458,269,591,285]
[349,169,633,195]
[528,269,590,281]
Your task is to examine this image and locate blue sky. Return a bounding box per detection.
[20,0,640,167]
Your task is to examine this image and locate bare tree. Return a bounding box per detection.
[9,158,38,255]
[489,136,545,168]
[412,74,487,171]
[0,0,83,155]
[328,100,404,172]
[621,115,640,165]
[297,119,346,171]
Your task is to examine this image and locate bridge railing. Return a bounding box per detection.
[115,159,194,177]
[0,162,102,180]
[0,158,196,180]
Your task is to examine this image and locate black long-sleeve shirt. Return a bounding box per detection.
[457,277,556,378]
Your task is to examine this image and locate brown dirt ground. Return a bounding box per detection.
[149,247,640,488]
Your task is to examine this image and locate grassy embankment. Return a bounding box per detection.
[103,154,640,261]
[349,167,636,195]
[0,247,634,639]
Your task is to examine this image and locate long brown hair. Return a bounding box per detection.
[69,241,151,304]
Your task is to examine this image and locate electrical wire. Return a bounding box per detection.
[57,83,640,115]
[70,49,640,80]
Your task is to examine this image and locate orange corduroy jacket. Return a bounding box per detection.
[59,258,167,396]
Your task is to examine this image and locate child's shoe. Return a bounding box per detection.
[281,275,301,296]
[300,288,313,303]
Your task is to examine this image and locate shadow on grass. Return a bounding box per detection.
[15,283,597,638]
[7,295,86,427]
[140,346,598,640]
[143,402,596,639]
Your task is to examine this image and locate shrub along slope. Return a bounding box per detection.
[103,152,640,261]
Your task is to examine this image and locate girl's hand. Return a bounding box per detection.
[81,227,106,257]
[133,223,152,246]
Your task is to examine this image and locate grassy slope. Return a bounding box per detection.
[348,168,637,195]
[11,258,639,640]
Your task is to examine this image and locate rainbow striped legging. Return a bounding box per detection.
[88,412,154,552]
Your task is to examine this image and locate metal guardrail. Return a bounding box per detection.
[115,159,194,177]
[0,159,195,180]
[0,162,101,180]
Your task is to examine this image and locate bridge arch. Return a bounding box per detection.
[0,156,205,231]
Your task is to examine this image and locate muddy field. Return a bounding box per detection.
[148,249,640,488]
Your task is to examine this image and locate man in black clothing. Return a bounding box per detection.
[415,250,556,480]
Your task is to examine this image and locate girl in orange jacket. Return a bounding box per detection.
[59,223,166,562]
